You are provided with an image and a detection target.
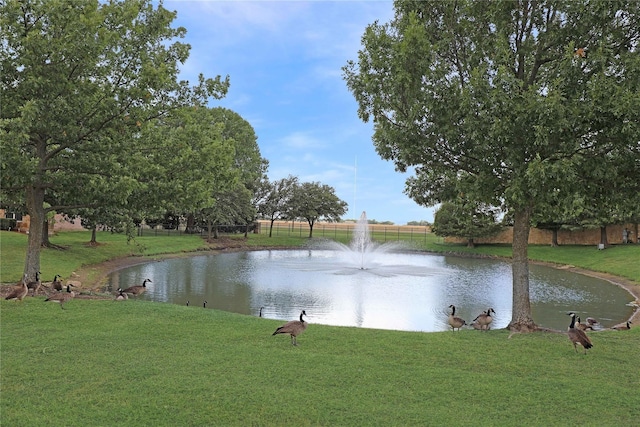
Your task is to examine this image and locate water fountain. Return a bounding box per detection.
[351,211,373,269]
[310,211,412,274]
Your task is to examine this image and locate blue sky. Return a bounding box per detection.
[164,0,436,225]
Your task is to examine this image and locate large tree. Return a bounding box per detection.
[344,0,640,331]
[256,175,299,237]
[1,0,228,279]
[288,181,348,238]
[138,106,239,233]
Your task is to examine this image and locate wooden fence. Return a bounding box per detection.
[256,220,432,243]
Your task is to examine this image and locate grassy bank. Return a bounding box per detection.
[1,298,639,426]
[1,230,639,425]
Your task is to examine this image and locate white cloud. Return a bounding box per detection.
[278,131,326,149]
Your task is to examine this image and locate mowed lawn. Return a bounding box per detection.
[1,298,639,426]
[1,230,639,425]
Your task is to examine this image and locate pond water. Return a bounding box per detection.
[106,249,634,332]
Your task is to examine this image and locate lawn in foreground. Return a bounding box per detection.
[1,298,638,426]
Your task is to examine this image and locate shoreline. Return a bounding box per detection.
[74,246,640,325]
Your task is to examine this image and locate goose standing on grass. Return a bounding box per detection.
[44,285,76,310]
[611,321,632,330]
[5,275,28,302]
[114,288,128,301]
[473,308,495,331]
[52,275,63,292]
[272,310,308,346]
[259,307,264,317]
[567,312,593,354]
[26,271,41,296]
[122,278,152,296]
[447,305,467,331]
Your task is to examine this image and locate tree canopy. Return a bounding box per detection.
[432,200,503,248]
[1,0,229,278]
[344,0,640,331]
[288,181,348,238]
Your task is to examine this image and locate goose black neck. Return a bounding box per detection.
[569,315,576,329]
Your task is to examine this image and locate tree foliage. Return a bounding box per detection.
[344,0,640,330]
[288,181,348,238]
[432,201,503,248]
[256,176,299,237]
[1,0,229,278]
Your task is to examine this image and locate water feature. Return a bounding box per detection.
[107,212,635,332]
[305,211,416,275]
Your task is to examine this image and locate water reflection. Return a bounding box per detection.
[107,250,634,332]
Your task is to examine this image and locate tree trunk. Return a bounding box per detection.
[308,220,314,238]
[600,226,608,247]
[24,185,45,279]
[551,228,559,247]
[185,213,195,234]
[213,223,219,239]
[466,238,475,248]
[507,207,537,332]
[90,226,97,244]
[269,219,275,237]
[42,218,51,247]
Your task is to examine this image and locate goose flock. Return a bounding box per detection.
[3,271,633,354]
[445,304,634,354]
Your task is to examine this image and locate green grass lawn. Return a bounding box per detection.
[1,230,639,426]
[0,231,211,284]
[1,299,639,426]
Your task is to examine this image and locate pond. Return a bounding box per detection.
[106,249,634,332]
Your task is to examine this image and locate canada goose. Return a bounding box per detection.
[26,271,41,296]
[447,305,467,331]
[473,308,495,331]
[114,288,128,301]
[576,316,593,331]
[470,310,486,330]
[259,306,264,317]
[272,310,308,346]
[567,312,593,354]
[5,275,28,302]
[186,300,190,306]
[611,321,632,331]
[52,275,63,292]
[122,278,152,296]
[586,317,599,326]
[44,285,76,309]
[203,300,207,308]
